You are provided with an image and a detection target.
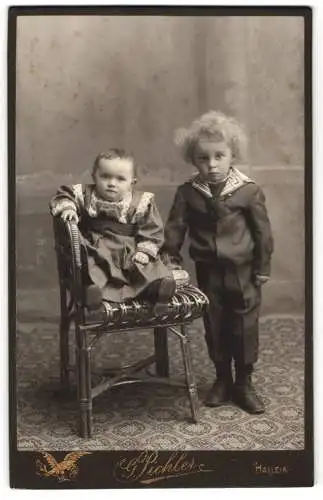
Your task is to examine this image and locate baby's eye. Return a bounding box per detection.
[117,176,126,181]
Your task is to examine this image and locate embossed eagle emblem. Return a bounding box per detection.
[36,451,91,481]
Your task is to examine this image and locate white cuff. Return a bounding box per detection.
[137,241,159,259]
[51,200,77,217]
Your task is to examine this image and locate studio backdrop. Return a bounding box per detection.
[16,15,304,318]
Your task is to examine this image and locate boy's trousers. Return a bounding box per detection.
[195,260,261,367]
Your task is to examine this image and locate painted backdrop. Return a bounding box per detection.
[16,15,305,317]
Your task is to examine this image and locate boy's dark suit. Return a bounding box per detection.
[163,168,274,369]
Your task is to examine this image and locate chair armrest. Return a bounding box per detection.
[67,220,83,289]
[53,216,86,306]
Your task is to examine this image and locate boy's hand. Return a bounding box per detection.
[61,209,79,224]
[254,274,270,287]
[133,251,149,265]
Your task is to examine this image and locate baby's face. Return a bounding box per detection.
[93,157,135,202]
[193,140,232,183]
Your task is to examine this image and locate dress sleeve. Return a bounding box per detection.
[49,184,84,217]
[135,195,165,259]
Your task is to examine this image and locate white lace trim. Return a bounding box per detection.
[137,240,159,258]
[131,192,154,222]
[72,184,84,205]
[191,167,254,199]
[51,200,77,216]
[88,189,133,223]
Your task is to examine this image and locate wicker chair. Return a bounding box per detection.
[53,217,209,438]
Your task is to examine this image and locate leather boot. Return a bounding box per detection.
[204,363,233,407]
[233,365,265,414]
[152,277,176,315]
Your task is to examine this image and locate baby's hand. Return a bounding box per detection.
[254,274,270,287]
[133,251,149,265]
[61,209,79,224]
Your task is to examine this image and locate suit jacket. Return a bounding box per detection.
[162,169,274,276]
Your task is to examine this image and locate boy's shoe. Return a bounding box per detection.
[233,375,265,414]
[84,284,103,310]
[204,378,233,407]
[152,276,176,316]
[205,362,233,407]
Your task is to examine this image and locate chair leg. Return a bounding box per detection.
[75,324,93,438]
[59,285,71,394]
[154,327,169,377]
[180,325,199,422]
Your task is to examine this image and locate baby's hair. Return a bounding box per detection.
[174,110,248,164]
[92,148,138,178]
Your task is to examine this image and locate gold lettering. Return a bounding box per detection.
[159,454,179,475]
[114,451,212,484]
[172,452,189,473]
[135,451,158,480]
[253,463,289,476]
[254,462,262,473]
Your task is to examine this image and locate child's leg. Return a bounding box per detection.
[83,255,104,309]
[222,262,264,414]
[143,276,176,315]
[195,262,234,406]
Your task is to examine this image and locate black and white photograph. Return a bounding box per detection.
[10,5,313,488]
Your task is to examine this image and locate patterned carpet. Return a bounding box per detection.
[16,316,304,451]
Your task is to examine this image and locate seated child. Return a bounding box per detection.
[162,111,274,414]
[50,148,176,313]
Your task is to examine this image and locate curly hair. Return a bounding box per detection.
[92,148,138,177]
[174,110,248,164]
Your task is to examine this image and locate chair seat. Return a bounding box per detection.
[83,284,209,330]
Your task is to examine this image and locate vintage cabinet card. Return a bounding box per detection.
[9,5,313,489]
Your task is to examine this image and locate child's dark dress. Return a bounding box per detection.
[50,184,172,302]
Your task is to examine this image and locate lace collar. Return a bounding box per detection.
[87,189,133,223]
[191,167,254,199]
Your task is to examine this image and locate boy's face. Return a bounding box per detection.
[93,157,135,202]
[193,140,233,183]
